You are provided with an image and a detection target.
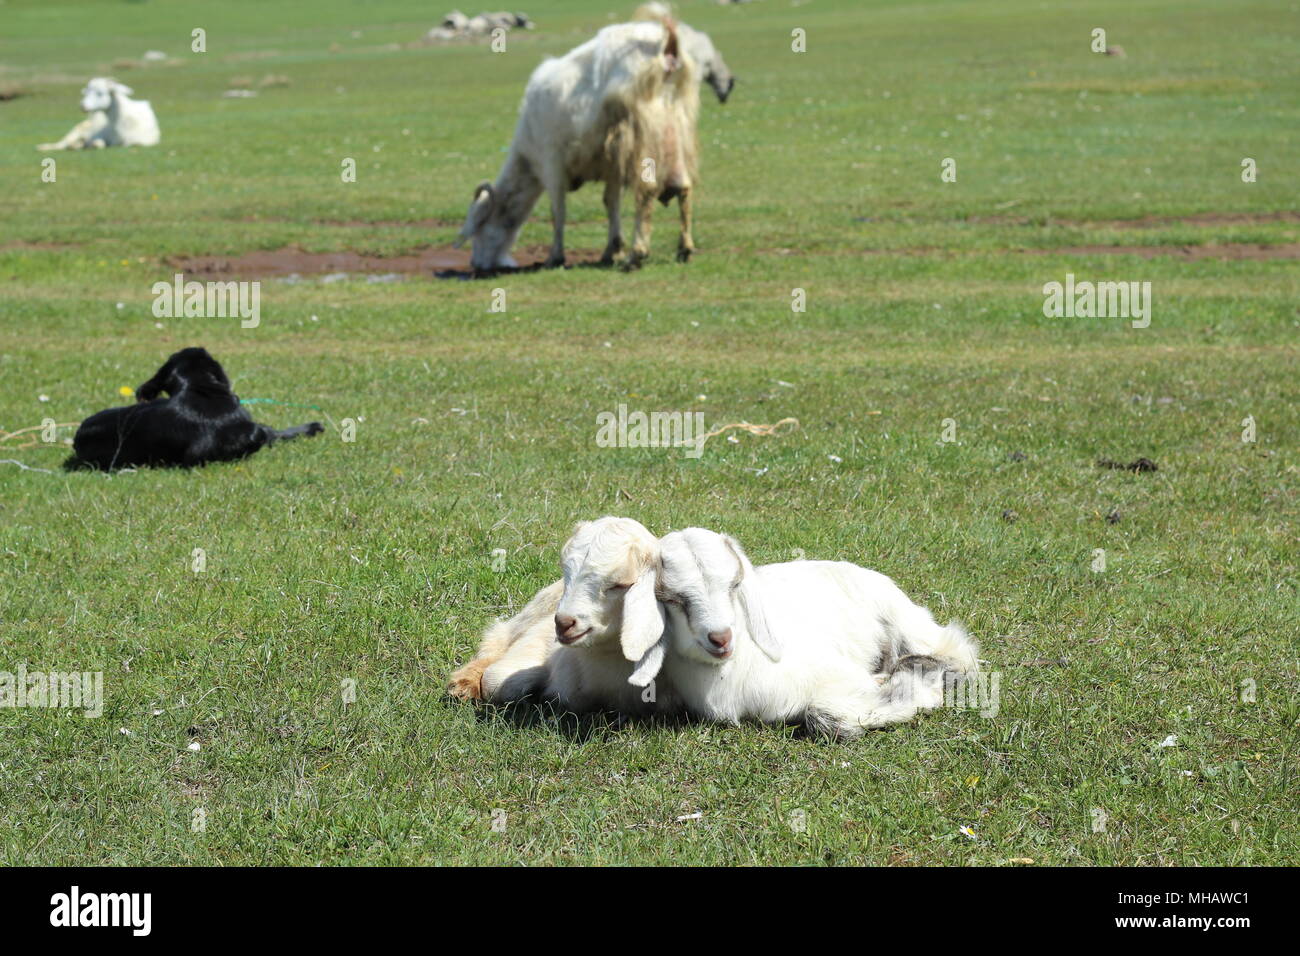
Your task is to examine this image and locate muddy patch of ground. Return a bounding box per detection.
[238,216,460,229]
[967,211,1300,229]
[1018,242,1300,261]
[841,242,1300,261]
[168,244,604,279]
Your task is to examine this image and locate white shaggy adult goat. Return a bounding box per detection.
[455,20,701,271]
[636,528,980,737]
[37,78,160,151]
[447,517,673,714]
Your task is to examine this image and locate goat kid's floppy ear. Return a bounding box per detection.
[620,565,665,668]
[627,633,665,688]
[724,534,782,662]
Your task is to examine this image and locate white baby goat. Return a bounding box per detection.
[447,516,673,714]
[38,78,160,151]
[455,20,700,271]
[638,528,980,738]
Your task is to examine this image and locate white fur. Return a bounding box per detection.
[456,20,700,271]
[450,517,674,715]
[648,528,980,737]
[38,78,160,151]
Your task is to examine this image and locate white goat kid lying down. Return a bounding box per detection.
[455,20,700,272]
[447,517,672,714]
[637,528,980,737]
[37,78,160,151]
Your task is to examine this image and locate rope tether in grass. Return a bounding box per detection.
[676,417,800,452]
[0,422,80,451]
[240,398,323,411]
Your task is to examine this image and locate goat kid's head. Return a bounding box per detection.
[136,347,230,402]
[654,528,780,669]
[454,181,519,273]
[81,78,131,113]
[555,517,665,681]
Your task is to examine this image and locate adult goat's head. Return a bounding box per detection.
[555,517,665,682]
[81,77,130,113]
[454,181,519,272]
[654,528,780,670]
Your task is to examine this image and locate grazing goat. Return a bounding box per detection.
[38,78,160,151]
[455,20,700,271]
[67,348,322,471]
[634,3,735,103]
[447,516,674,714]
[644,528,980,738]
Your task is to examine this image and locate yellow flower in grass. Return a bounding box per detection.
[118,386,135,398]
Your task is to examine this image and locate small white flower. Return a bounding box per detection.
[959,825,977,840]
[38,394,50,402]
[187,742,201,752]
[828,454,843,463]
[1159,734,1178,748]
[115,302,125,310]
[118,728,131,735]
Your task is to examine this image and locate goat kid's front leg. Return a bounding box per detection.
[544,188,566,269]
[266,422,325,443]
[600,176,624,266]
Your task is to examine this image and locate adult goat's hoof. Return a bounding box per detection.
[542,254,566,269]
[676,246,694,263]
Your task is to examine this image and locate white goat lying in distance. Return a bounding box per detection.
[638,528,980,738]
[38,78,160,151]
[447,517,673,714]
[455,20,700,271]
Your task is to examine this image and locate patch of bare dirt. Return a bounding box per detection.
[237,216,459,229]
[1020,242,1300,261]
[968,211,1300,229]
[167,244,604,279]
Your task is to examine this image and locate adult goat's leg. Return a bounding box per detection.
[623,188,656,271]
[544,184,566,268]
[600,176,624,266]
[676,186,695,263]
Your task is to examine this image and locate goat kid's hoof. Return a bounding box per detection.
[447,673,484,702]
[619,256,646,273]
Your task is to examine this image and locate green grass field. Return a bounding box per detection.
[1,0,1297,865]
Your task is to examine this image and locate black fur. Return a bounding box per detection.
[66,347,323,471]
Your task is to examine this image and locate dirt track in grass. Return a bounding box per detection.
[166,244,605,279]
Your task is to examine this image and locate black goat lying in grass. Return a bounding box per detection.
[66,347,323,471]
